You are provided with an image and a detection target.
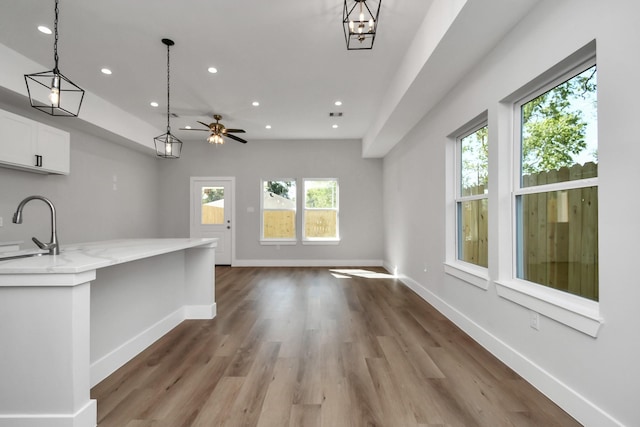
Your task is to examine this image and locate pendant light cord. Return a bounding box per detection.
[53,0,59,72]
[166,42,171,133]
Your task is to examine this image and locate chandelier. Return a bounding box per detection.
[343,0,381,50]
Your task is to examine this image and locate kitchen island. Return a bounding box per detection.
[0,238,217,427]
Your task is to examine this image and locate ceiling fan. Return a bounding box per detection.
[180,114,247,144]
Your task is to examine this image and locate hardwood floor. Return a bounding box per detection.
[91,267,581,426]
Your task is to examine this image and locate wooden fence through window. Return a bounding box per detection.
[461,162,598,301]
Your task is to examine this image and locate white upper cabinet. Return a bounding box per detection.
[0,108,70,175]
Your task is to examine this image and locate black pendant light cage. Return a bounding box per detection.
[24,0,85,117]
[154,38,183,159]
[343,0,381,50]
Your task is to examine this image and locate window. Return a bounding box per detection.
[303,179,339,243]
[514,60,598,301]
[261,179,297,244]
[201,186,225,225]
[456,125,488,268]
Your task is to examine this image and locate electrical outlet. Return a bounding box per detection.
[529,310,540,330]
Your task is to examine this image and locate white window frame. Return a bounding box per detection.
[444,115,490,290]
[260,178,297,245]
[495,45,603,337]
[302,178,340,245]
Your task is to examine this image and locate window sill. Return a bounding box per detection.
[495,279,603,337]
[443,262,489,290]
[260,240,297,246]
[302,239,340,246]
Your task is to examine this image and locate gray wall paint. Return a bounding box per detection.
[158,138,384,263]
[382,0,640,425]
[0,101,161,246]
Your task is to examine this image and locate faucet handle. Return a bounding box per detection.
[32,237,49,250]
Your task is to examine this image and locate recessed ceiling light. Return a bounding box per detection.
[252,101,260,107]
[101,68,112,75]
[332,124,339,129]
[334,101,342,106]
[184,125,192,129]
[207,67,218,74]
[265,125,272,129]
[150,102,159,107]
[37,25,52,35]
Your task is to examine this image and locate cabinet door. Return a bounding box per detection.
[0,111,36,167]
[37,126,70,174]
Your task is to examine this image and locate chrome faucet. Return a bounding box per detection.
[12,195,60,255]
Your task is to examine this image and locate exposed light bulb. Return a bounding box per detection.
[359,11,365,22]
[369,18,374,31]
[165,140,172,154]
[349,20,354,31]
[49,75,60,107]
[49,87,60,106]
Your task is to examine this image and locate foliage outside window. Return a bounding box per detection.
[456,125,488,268]
[515,62,598,301]
[261,179,296,241]
[303,179,339,242]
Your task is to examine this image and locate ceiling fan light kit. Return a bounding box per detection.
[154,38,183,159]
[181,114,248,145]
[343,0,381,50]
[25,0,85,117]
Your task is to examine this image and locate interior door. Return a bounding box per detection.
[190,177,234,265]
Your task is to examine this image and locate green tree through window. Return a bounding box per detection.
[521,66,597,175]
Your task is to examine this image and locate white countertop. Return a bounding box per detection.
[0,238,217,274]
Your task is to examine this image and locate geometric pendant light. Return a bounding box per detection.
[342,0,381,50]
[154,38,183,159]
[24,0,85,117]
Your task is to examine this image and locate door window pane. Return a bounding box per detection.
[201,186,224,225]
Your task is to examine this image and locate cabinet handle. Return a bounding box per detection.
[35,155,43,167]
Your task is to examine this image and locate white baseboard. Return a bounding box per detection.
[185,303,217,320]
[233,259,384,267]
[90,308,184,387]
[397,273,622,427]
[0,399,96,427]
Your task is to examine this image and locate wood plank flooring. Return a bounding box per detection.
[91,267,581,426]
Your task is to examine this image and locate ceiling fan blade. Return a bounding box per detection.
[225,133,248,144]
[179,128,209,131]
[224,129,246,133]
[197,121,213,129]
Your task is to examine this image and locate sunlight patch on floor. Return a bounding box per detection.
[329,269,395,279]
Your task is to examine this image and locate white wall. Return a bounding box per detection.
[158,138,384,265]
[0,100,161,246]
[382,0,640,426]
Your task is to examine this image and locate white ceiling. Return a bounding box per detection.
[0,0,539,157]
